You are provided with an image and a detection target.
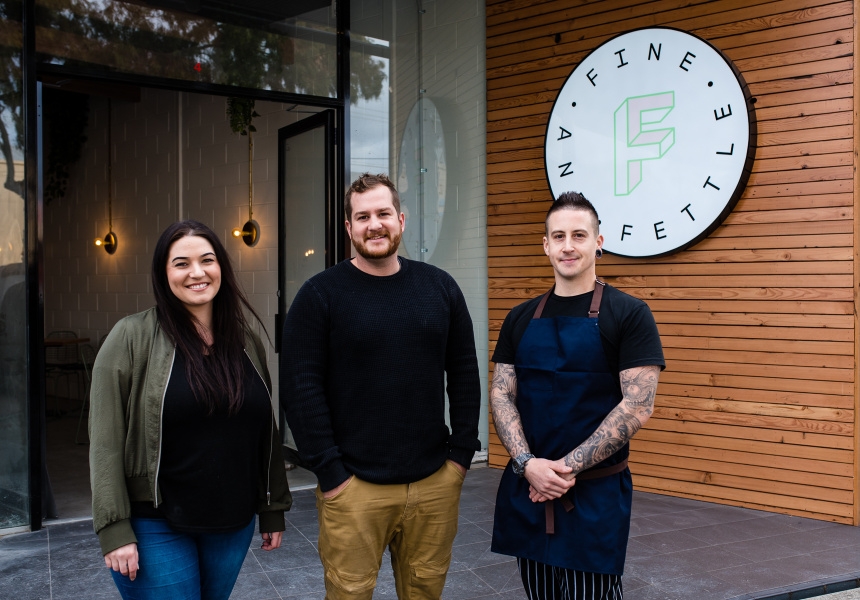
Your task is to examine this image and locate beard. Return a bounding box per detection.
[351,228,402,260]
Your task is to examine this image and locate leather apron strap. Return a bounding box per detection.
[533,280,605,320]
[545,457,629,534]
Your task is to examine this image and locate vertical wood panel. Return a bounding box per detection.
[852,0,860,527]
[487,0,858,524]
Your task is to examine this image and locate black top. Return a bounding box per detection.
[280,257,481,492]
[133,349,272,532]
[493,285,665,386]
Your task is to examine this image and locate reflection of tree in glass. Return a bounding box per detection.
[1,0,388,196]
[350,43,386,106]
[33,0,386,102]
[0,0,24,197]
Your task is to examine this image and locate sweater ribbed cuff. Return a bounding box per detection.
[316,461,352,493]
[448,447,476,471]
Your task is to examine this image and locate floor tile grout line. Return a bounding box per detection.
[47,526,53,600]
[470,562,517,595]
[260,566,285,600]
[258,521,298,600]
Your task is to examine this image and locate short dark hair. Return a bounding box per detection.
[344,173,401,222]
[151,220,266,414]
[545,191,600,235]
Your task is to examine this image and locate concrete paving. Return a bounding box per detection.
[2,465,859,599]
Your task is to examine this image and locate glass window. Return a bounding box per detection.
[0,0,30,530]
[349,0,489,452]
[34,0,338,97]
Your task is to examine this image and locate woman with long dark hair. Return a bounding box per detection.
[89,220,291,600]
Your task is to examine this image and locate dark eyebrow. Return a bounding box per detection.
[170,252,215,264]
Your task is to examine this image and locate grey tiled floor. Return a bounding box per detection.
[1,466,859,599]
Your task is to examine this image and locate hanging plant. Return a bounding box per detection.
[44,89,89,204]
[226,97,259,136]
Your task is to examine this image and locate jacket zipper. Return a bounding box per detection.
[245,348,273,506]
[153,349,176,508]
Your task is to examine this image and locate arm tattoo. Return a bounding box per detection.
[490,363,530,457]
[563,365,659,475]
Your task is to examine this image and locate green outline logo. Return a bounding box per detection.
[614,91,675,195]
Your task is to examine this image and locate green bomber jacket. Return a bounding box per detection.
[89,307,292,555]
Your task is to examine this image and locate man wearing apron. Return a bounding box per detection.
[490,192,665,600]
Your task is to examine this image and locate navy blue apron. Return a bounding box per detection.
[491,282,632,575]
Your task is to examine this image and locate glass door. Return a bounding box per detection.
[276,110,337,461]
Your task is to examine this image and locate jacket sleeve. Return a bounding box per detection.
[251,331,292,532]
[444,277,482,468]
[280,281,350,492]
[89,321,137,555]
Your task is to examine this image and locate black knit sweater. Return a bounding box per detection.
[280,258,481,492]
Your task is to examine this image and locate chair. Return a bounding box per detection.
[75,343,97,445]
[45,330,85,415]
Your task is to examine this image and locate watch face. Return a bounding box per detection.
[545,27,756,258]
[397,98,447,261]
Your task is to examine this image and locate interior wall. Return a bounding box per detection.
[43,87,312,406]
[486,0,857,524]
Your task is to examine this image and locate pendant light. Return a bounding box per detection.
[232,129,260,247]
[94,99,118,254]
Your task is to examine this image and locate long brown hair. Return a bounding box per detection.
[151,220,266,414]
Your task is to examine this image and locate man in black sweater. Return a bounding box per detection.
[280,173,481,600]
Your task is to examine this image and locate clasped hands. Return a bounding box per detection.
[523,457,576,503]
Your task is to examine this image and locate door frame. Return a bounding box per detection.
[275,109,339,355]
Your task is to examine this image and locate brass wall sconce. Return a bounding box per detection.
[232,219,260,246]
[95,99,118,255]
[94,231,118,254]
[232,130,260,247]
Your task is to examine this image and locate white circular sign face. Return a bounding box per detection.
[545,27,755,258]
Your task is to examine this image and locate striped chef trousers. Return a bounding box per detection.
[517,557,623,600]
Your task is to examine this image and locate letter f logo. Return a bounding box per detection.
[614,91,675,195]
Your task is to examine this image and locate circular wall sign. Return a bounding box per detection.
[397,98,447,261]
[545,27,756,258]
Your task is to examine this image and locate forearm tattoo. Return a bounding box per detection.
[564,365,659,475]
[490,363,530,457]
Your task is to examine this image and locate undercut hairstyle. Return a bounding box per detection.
[545,191,600,236]
[151,220,267,415]
[344,173,401,222]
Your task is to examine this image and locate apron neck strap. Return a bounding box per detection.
[532,287,553,319]
[532,279,605,320]
[589,279,605,318]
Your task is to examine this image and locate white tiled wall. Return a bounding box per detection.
[422,0,489,454]
[353,0,489,451]
[44,88,309,404]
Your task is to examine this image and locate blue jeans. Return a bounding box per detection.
[110,516,255,600]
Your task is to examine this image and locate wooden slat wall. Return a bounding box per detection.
[486,0,859,524]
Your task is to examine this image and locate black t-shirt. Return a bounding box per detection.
[132,349,271,532]
[492,285,665,386]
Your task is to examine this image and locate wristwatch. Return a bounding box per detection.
[512,453,535,477]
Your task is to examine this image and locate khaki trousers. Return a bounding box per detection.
[315,461,465,599]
